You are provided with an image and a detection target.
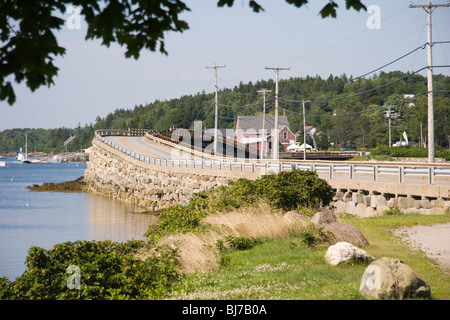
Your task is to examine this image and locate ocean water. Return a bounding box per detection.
[0,158,157,280]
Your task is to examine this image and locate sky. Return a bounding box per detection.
[1,0,450,131]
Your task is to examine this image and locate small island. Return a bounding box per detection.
[27,176,86,193]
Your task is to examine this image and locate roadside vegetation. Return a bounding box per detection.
[1,170,449,300]
[367,146,450,161]
[165,211,450,300]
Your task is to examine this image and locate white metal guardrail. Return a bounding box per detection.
[94,131,450,186]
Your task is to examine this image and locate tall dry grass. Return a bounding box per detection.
[157,200,309,273]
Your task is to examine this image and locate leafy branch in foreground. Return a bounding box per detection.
[1,0,366,105]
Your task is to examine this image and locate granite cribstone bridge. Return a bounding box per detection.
[84,129,450,215]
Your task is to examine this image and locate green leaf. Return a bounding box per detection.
[320,2,339,18]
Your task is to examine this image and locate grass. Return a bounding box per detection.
[162,210,450,300]
[168,239,366,300]
[141,171,450,300]
[339,213,450,299]
[153,200,309,274]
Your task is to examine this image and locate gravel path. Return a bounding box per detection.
[395,222,450,275]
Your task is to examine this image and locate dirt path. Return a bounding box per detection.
[395,222,450,275]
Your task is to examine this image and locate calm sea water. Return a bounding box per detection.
[0,158,158,280]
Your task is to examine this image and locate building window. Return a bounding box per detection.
[283,131,288,140]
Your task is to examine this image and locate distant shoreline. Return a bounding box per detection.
[0,151,89,162]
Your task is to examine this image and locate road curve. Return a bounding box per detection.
[106,136,176,159]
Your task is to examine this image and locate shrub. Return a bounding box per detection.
[145,205,205,242]
[0,240,180,300]
[216,235,265,252]
[253,170,334,210]
[216,236,265,269]
[383,207,402,216]
[300,224,329,247]
[145,170,334,241]
[369,146,450,161]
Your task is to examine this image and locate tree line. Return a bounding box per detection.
[0,125,95,154]
[1,70,449,154]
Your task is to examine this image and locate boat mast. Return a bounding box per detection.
[25,133,28,161]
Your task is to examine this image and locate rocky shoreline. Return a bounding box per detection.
[27,176,87,193]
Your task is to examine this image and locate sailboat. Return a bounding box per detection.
[17,147,31,163]
[17,134,31,164]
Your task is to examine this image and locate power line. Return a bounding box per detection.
[221,89,449,121]
[216,41,449,102]
[218,115,238,120]
[282,91,431,118]
[217,100,272,108]
[278,66,450,104]
[210,64,448,115]
[353,41,450,81]
[283,104,389,118]
[409,1,450,163]
[212,40,449,103]
[352,43,428,81]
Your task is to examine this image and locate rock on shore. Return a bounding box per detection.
[27,176,86,192]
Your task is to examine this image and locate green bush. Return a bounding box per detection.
[145,170,334,242]
[369,146,450,161]
[253,170,334,210]
[300,224,329,247]
[0,240,180,300]
[188,179,259,214]
[382,207,402,216]
[145,205,205,243]
[216,235,264,252]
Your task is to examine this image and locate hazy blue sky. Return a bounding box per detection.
[1,0,449,131]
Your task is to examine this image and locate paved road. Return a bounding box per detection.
[107,136,176,159]
[395,223,450,275]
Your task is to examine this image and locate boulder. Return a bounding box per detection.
[352,192,365,204]
[323,223,369,247]
[359,257,430,300]
[333,201,346,214]
[325,241,374,265]
[311,210,336,226]
[370,195,387,208]
[283,210,307,221]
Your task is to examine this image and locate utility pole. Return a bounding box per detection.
[257,89,271,159]
[265,66,290,160]
[420,122,423,148]
[409,1,450,163]
[302,100,306,160]
[206,63,226,154]
[387,106,392,147]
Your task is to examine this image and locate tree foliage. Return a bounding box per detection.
[0,0,365,105]
[1,71,449,154]
[0,240,180,300]
[0,124,94,154]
